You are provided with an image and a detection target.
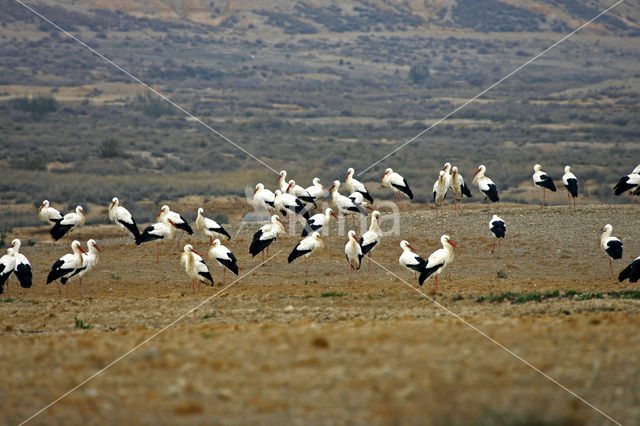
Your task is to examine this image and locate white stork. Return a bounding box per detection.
[249,215,285,259]
[399,240,429,285]
[433,170,448,214]
[601,224,623,279]
[441,163,453,197]
[62,239,102,298]
[328,180,367,226]
[158,205,193,236]
[252,183,276,213]
[50,205,86,242]
[381,168,413,202]
[276,170,292,193]
[451,166,472,211]
[287,179,317,207]
[196,208,230,243]
[274,189,310,234]
[0,247,15,296]
[208,239,238,285]
[359,210,381,271]
[287,231,325,276]
[302,208,338,237]
[344,230,363,285]
[489,215,506,257]
[46,240,87,296]
[38,200,63,227]
[136,219,178,263]
[619,255,640,283]
[8,239,32,296]
[562,166,579,208]
[613,164,640,204]
[109,197,140,246]
[422,235,457,292]
[305,178,326,204]
[345,168,373,203]
[472,165,499,204]
[181,244,213,294]
[532,164,557,206]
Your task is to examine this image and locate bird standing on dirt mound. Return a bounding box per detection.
[381,168,413,202]
[288,232,325,277]
[344,230,363,285]
[345,168,373,204]
[0,240,31,296]
[532,164,557,206]
[618,255,640,283]
[472,165,499,204]
[38,200,63,227]
[250,215,285,260]
[302,208,338,237]
[399,240,429,286]
[252,183,276,213]
[451,166,472,211]
[360,210,381,271]
[613,164,640,204]
[136,219,178,264]
[422,235,458,293]
[489,215,506,257]
[305,178,326,206]
[196,207,231,243]
[109,197,140,246]
[328,180,368,227]
[208,239,238,285]
[601,224,623,279]
[0,247,16,295]
[158,205,193,236]
[61,239,102,298]
[181,244,213,294]
[562,166,579,208]
[433,170,448,215]
[46,240,86,297]
[49,206,86,242]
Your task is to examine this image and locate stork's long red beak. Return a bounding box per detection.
[473,169,480,177]
[380,173,386,181]
[286,183,292,193]
[192,249,201,256]
[331,213,339,220]
[352,234,359,242]
[328,184,335,192]
[441,165,447,171]
[448,240,458,248]
[94,244,103,253]
[276,174,282,182]
[39,205,43,212]
[253,188,258,195]
[408,244,417,252]
[79,246,87,255]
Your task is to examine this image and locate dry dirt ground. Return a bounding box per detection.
[2,203,640,425]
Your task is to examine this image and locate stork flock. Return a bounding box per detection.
[2,162,640,298]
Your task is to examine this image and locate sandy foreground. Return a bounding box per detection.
[1,204,640,425]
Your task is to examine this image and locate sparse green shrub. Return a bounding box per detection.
[9,94,58,119]
[409,63,430,84]
[99,138,123,158]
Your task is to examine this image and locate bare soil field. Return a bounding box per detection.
[2,203,640,425]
